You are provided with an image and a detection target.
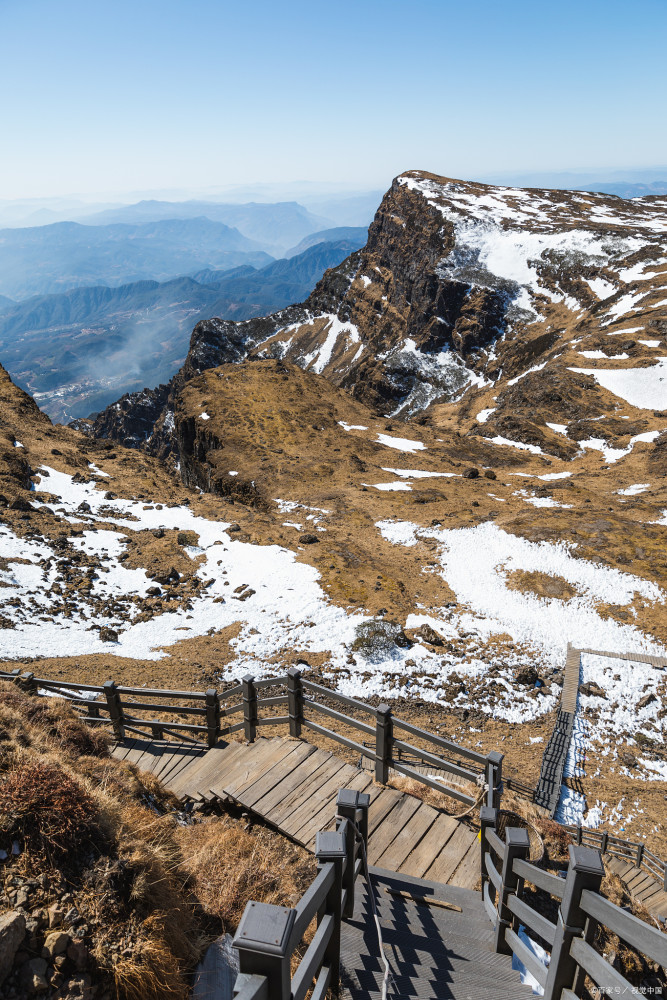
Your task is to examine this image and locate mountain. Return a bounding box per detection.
[79,199,330,254]
[0,293,14,313]
[1,170,666,861]
[0,217,272,299]
[284,226,368,258]
[93,169,667,454]
[0,239,356,422]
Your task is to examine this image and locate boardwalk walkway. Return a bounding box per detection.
[534,642,580,813]
[606,856,667,919]
[340,868,532,999]
[112,734,481,889]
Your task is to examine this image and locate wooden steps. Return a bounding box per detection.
[111,734,479,890]
[606,856,667,919]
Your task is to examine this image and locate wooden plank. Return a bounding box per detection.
[157,745,205,784]
[169,744,239,798]
[252,746,333,816]
[422,822,479,885]
[367,788,404,838]
[111,738,138,762]
[398,810,462,879]
[373,802,439,872]
[221,740,296,800]
[280,758,351,843]
[367,795,422,866]
[627,871,658,894]
[176,740,255,796]
[304,770,375,849]
[215,741,313,808]
[449,833,482,890]
[269,754,346,828]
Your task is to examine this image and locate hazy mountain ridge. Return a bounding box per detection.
[0,216,274,300]
[1,239,358,422]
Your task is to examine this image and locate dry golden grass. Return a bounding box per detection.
[175,813,313,933]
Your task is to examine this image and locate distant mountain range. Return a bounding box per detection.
[0,217,274,300]
[77,200,330,255]
[0,236,365,422]
[284,227,369,258]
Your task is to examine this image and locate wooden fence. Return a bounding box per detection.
[1,667,501,812]
[231,787,369,1000]
[4,667,665,893]
[481,805,667,998]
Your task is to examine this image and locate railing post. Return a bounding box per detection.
[485,750,503,809]
[494,827,530,954]
[336,788,370,918]
[19,671,37,693]
[375,703,392,784]
[103,680,125,741]
[480,805,498,896]
[636,842,644,867]
[233,901,295,999]
[242,674,257,743]
[576,825,583,845]
[543,845,605,1000]
[287,667,302,738]
[600,830,608,854]
[205,687,220,748]
[315,828,346,992]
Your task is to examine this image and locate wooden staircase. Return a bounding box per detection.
[112,734,481,889]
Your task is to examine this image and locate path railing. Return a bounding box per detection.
[481,806,667,999]
[232,788,369,1000]
[2,667,501,812]
[564,823,667,892]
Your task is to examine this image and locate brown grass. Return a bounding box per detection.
[0,759,100,860]
[176,814,313,933]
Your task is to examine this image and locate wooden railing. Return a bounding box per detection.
[232,788,369,1000]
[481,805,667,999]
[564,823,667,892]
[2,667,501,812]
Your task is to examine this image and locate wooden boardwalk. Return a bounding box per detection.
[606,856,667,919]
[112,735,480,889]
[534,643,580,814]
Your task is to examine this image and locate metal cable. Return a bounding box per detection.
[338,814,392,1000]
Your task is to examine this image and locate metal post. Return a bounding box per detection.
[287,667,302,738]
[480,805,498,896]
[233,901,295,1000]
[242,674,257,743]
[375,703,392,784]
[486,750,503,809]
[315,829,346,991]
[103,680,125,741]
[205,687,220,748]
[336,788,370,918]
[494,827,530,954]
[543,845,605,1000]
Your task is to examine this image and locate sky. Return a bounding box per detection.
[1,0,666,200]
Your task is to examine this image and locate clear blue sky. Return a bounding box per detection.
[1,0,666,200]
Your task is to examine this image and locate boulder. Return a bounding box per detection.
[0,911,26,983]
[462,468,479,479]
[299,533,319,545]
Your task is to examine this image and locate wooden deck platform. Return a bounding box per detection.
[112,735,480,889]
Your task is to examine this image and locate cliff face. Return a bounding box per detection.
[89,169,667,470]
